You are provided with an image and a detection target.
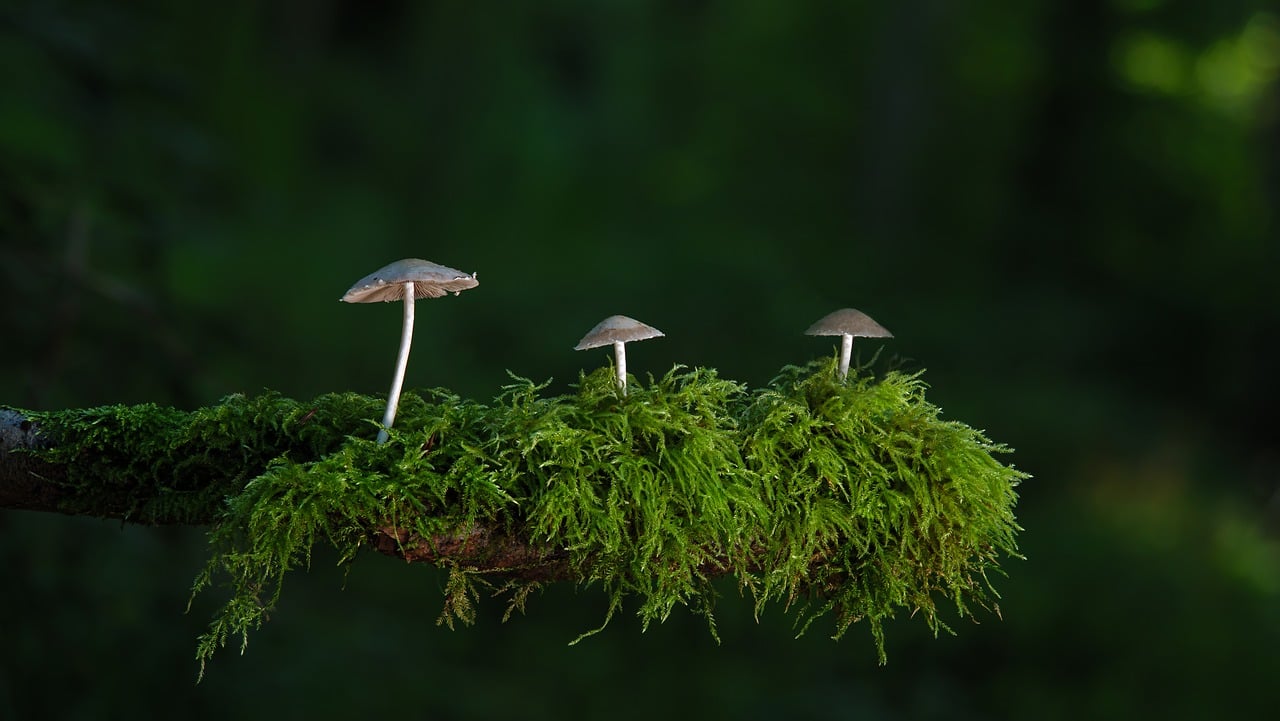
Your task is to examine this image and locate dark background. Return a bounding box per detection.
[2,1,1278,718]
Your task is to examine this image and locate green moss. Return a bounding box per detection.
[739,363,1024,657]
[20,359,1026,677]
[26,392,385,524]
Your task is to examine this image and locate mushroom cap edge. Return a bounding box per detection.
[341,258,478,303]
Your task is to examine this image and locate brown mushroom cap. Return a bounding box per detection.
[804,308,893,338]
[341,258,478,303]
[574,315,665,350]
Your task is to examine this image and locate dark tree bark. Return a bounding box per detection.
[0,409,83,516]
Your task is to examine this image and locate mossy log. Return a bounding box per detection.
[0,401,565,574]
[1,361,1026,674]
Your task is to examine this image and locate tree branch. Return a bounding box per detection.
[1,405,575,580]
[4,366,1027,669]
[1,406,233,524]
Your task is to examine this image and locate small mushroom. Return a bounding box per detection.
[574,315,664,395]
[805,308,893,380]
[341,258,478,443]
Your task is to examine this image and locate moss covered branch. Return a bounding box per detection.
[0,393,386,523]
[1,360,1026,675]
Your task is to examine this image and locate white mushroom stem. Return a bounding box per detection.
[838,333,853,380]
[613,340,627,395]
[377,281,416,444]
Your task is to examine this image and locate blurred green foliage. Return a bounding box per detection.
[1,0,1277,719]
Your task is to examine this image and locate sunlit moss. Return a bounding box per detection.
[20,360,1026,678]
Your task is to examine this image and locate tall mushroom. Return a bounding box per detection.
[804,307,893,380]
[574,315,664,395]
[341,258,478,443]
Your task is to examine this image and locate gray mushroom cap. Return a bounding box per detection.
[804,308,893,338]
[574,315,665,350]
[341,258,478,303]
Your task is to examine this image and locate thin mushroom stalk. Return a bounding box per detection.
[612,341,627,395]
[838,332,854,380]
[377,281,416,444]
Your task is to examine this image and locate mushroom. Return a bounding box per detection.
[574,315,664,395]
[804,307,893,380]
[341,258,478,443]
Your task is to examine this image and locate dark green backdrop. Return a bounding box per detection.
[2,1,1278,719]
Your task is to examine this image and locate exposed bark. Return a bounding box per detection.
[373,525,573,581]
[0,450,67,515]
[0,409,78,515]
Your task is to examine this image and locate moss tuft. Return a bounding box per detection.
[740,362,1024,658]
